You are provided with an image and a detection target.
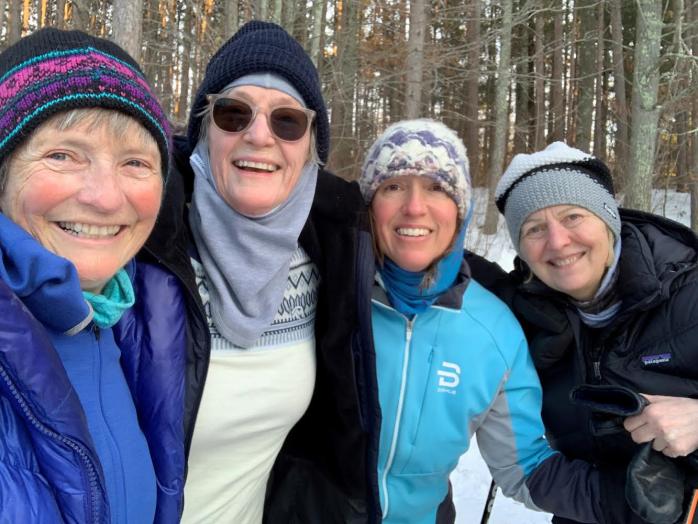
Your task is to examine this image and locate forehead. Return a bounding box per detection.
[224,85,301,107]
[524,204,588,222]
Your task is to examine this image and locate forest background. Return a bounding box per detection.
[2,0,697,231]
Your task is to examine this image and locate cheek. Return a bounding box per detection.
[4,175,71,221]
[128,180,163,220]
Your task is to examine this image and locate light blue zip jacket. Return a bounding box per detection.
[373,264,603,524]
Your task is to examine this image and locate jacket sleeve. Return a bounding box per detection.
[476,333,604,523]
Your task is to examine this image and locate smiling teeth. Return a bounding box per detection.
[551,255,581,267]
[58,222,121,238]
[234,160,277,172]
[396,228,430,237]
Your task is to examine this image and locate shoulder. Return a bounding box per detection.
[311,169,366,226]
[459,278,526,364]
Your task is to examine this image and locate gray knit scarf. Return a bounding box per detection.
[188,140,318,348]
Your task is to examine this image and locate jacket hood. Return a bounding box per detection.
[0,213,91,334]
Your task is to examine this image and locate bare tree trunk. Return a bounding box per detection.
[55,0,66,28]
[224,0,239,38]
[574,0,596,152]
[0,0,7,47]
[328,0,359,179]
[405,0,426,118]
[309,0,324,68]
[609,0,629,174]
[513,12,530,155]
[282,0,295,31]
[464,0,481,184]
[112,0,143,62]
[533,1,546,150]
[271,0,282,24]
[688,1,698,231]
[7,0,22,45]
[550,0,565,141]
[484,0,513,234]
[255,0,267,20]
[625,0,662,211]
[593,1,606,159]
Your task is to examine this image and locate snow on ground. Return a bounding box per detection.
[449,188,691,523]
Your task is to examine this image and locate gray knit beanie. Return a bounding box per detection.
[359,119,472,222]
[495,142,620,252]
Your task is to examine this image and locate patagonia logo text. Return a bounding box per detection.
[641,353,671,366]
[437,361,461,394]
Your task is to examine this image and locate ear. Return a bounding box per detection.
[605,228,616,268]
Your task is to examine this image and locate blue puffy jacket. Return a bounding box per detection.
[0,213,187,523]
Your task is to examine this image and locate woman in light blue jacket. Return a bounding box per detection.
[358,119,605,524]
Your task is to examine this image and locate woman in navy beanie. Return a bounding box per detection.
[145,21,379,523]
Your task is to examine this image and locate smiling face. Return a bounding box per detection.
[206,85,312,217]
[0,111,163,293]
[371,175,458,272]
[519,205,614,300]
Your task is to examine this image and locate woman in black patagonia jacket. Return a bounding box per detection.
[138,20,380,524]
[469,141,698,524]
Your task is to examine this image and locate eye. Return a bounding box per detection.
[46,151,70,161]
[562,212,585,227]
[381,182,402,192]
[522,223,546,239]
[429,182,446,192]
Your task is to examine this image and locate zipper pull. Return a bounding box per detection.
[405,318,414,344]
[92,323,101,341]
[593,360,601,381]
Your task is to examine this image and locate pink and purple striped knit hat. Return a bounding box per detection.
[0,28,171,177]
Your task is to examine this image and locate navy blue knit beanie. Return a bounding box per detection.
[187,21,329,163]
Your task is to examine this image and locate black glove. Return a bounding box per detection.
[626,442,684,524]
[570,384,685,524]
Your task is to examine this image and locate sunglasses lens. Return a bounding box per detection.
[269,108,309,141]
[212,99,253,133]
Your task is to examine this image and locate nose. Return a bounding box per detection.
[546,220,571,249]
[402,186,427,216]
[77,164,125,213]
[243,112,276,146]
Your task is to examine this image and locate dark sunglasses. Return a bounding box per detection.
[206,95,315,142]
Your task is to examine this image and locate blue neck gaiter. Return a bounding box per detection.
[82,269,135,329]
[379,225,467,317]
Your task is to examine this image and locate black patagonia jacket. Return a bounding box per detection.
[469,208,698,524]
[141,136,382,523]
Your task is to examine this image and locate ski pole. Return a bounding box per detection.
[480,479,498,524]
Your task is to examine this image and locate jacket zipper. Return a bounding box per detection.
[381,317,414,519]
[0,364,102,523]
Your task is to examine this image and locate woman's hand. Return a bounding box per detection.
[624,394,698,458]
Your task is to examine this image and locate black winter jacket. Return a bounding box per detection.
[140,136,381,523]
[469,208,698,524]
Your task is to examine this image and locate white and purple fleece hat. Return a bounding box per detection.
[359,119,472,222]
